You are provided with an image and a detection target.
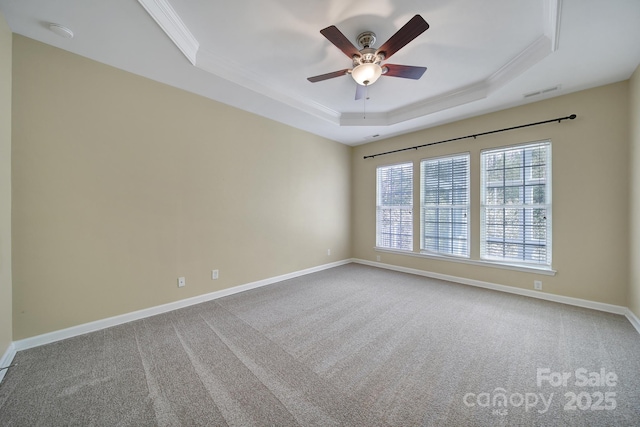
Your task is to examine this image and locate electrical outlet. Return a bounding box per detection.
[212,270,219,280]
[376,255,381,262]
[178,277,186,287]
[327,249,331,256]
[534,280,542,290]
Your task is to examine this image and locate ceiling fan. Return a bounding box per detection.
[307,15,430,100]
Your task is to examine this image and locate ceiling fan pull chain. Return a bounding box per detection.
[363,85,367,119]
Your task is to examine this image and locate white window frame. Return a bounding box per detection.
[420,153,470,258]
[376,162,413,251]
[480,140,552,268]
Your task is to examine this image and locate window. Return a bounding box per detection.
[420,154,470,257]
[376,162,413,251]
[481,141,551,266]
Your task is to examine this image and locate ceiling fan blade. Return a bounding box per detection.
[355,84,366,100]
[383,64,427,79]
[307,69,351,83]
[376,15,429,60]
[320,25,361,58]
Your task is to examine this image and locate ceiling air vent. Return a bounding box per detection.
[523,85,561,99]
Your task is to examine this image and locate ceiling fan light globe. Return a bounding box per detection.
[352,63,382,86]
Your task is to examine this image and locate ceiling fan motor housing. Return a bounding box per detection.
[353,47,383,67]
[356,31,376,49]
[354,32,385,69]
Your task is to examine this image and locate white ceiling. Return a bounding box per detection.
[1,0,639,145]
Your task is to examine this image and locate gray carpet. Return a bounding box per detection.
[0,263,639,426]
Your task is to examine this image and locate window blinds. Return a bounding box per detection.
[480,141,552,266]
[376,163,413,251]
[420,154,470,257]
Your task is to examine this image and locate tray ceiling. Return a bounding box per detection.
[1,0,639,145]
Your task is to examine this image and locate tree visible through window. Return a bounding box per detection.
[480,141,551,266]
[376,163,413,251]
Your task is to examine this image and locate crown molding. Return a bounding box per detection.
[196,49,341,124]
[138,0,559,127]
[486,35,551,89]
[136,0,336,122]
[544,0,563,51]
[137,0,199,65]
[341,34,552,127]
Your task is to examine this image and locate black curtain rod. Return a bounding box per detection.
[363,114,577,159]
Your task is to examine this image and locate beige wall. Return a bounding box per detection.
[352,82,630,306]
[0,12,12,354]
[630,64,640,319]
[11,36,351,339]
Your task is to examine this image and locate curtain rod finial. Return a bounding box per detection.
[569,114,577,119]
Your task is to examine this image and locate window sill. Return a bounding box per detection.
[374,247,556,276]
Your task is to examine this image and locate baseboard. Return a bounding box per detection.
[0,342,16,384]
[626,308,640,335]
[10,258,639,353]
[353,259,629,316]
[13,259,351,352]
